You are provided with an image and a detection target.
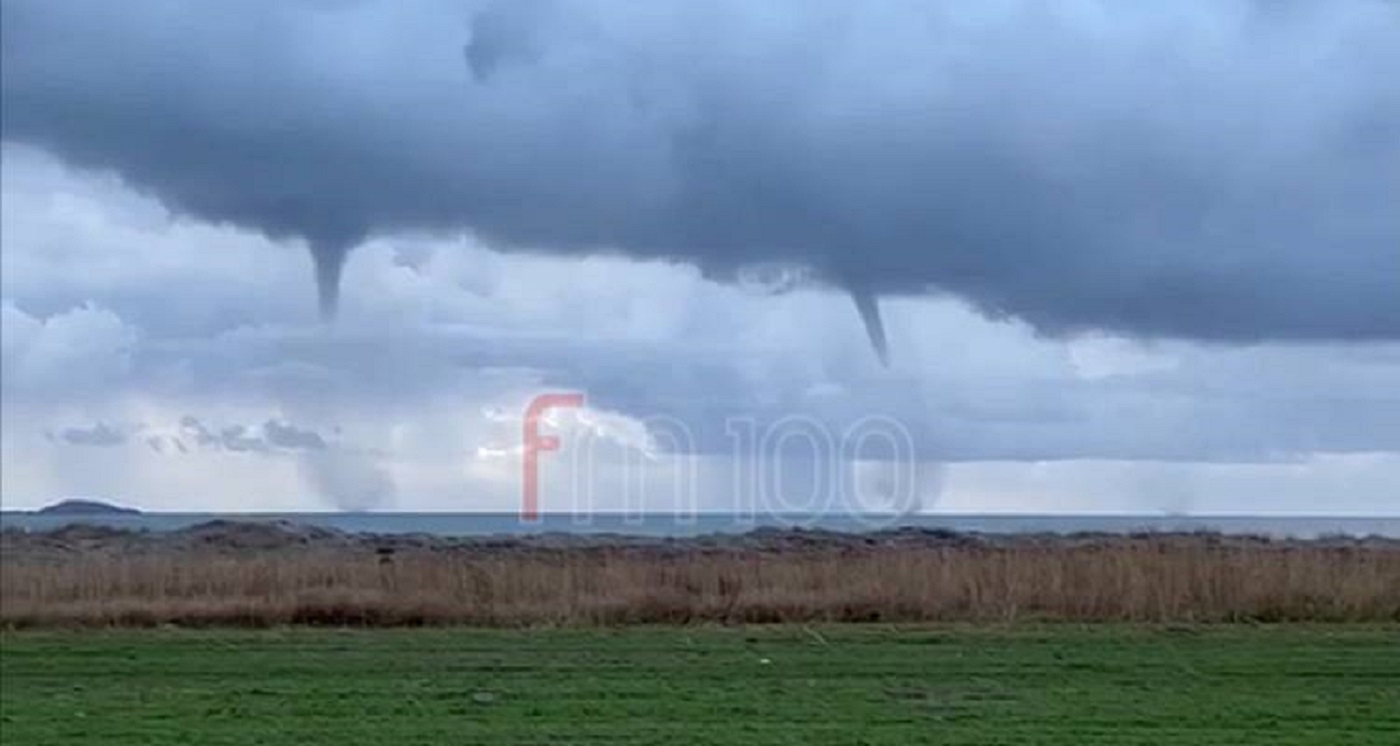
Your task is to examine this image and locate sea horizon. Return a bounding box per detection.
[4,510,1397,539]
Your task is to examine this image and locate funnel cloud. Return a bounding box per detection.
[3,1,1397,350]
[311,241,350,321]
[851,289,889,367]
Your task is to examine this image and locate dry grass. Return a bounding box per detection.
[4,536,1398,628]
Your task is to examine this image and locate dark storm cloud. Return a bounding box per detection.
[54,422,126,447]
[2,0,1397,342]
[173,415,328,453]
[179,416,219,448]
[263,419,328,451]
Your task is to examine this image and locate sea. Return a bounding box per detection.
[1,512,1397,539]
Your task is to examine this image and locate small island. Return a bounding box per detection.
[34,499,141,516]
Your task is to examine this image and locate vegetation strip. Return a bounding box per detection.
[2,626,1398,745]
[4,522,1398,627]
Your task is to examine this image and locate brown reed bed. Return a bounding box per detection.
[3,527,1398,628]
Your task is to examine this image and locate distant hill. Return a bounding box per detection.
[34,499,141,516]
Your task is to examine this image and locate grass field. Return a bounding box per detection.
[2,626,1397,745]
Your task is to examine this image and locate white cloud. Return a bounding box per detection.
[1,300,137,396]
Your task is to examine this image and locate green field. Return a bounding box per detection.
[2,626,1397,745]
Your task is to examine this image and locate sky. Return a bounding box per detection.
[1,0,1397,514]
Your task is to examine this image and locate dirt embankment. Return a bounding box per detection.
[6,519,1396,563]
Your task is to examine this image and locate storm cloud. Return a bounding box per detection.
[54,422,126,448]
[2,0,1397,348]
[171,416,329,454]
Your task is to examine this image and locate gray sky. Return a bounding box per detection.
[2,1,1397,513]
